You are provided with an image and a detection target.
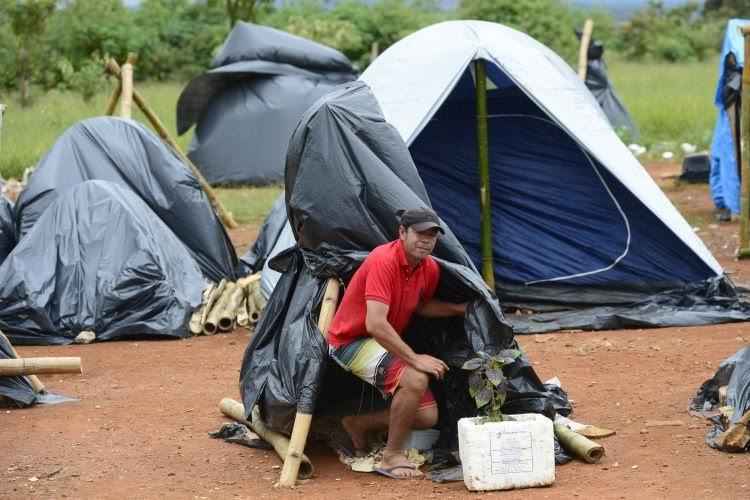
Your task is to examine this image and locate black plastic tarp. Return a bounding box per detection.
[579,35,639,140]
[0,332,35,406]
[15,117,237,283]
[0,195,15,265]
[0,181,204,346]
[177,22,356,185]
[239,82,569,444]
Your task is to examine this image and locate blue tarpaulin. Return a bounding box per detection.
[710,19,750,215]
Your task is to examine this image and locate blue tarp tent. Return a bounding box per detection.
[710,19,750,216]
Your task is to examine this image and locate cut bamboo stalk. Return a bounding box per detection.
[739,26,750,258]
[104,81,122,116]
[279,278,340,487]
[219,397,313,479]
[0,330,44,393]
[103,58,238,229]
[554,423,605,463]
[205,282,237,335]
[189,282,217,335]
[236,273,261,289]
[120,53,136,119]
[201,280,226,327]
[475,60,495,289]
[251,283,267,317]
[236,297,250,327]
[577,19,594,80]
[219,285,246,331]
[0,357,82,376]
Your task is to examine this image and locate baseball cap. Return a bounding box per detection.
[397,207,445,234]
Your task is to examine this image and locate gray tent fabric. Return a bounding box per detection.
[0,181,204,346]
[177,22,356,185]
[0,332,35,407]
[239,82,570,446]
[0,196,15,265]
[15,117,238,283]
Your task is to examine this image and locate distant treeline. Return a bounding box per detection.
[0,0,743,102]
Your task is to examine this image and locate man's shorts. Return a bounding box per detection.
[329,336,436,410]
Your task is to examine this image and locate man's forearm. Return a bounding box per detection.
[369,321,418,366]
[417,300,466,318]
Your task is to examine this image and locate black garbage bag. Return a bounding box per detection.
[691,346,750,451]
[15,117,237,282]
[239,82,569,448]
[0,195,15,265]
[177,22,356,185]
[0,181,204,346]
[0,332,35,407]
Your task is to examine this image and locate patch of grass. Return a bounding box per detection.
[0,81,191,179]
[607,54,719,151]
[216,185,283,226]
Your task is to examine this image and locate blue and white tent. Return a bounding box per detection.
[360,21,738,325]
[709,19,750,216]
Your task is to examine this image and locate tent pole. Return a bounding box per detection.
[103,58,239,229]
[278,277,340,487]
[119,54,136,119]
[739,27,750,258]
[0,330,45,393]
[475,60,496,289]
[577,19,594,80]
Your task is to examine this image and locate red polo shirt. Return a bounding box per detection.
[327,240,440,347]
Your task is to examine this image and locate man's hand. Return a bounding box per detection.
[412,354,449,380]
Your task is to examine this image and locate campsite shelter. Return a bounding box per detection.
[15,117,238,283]
[359,21,737,330]
[709,19,750,216]
[177,22,357,185]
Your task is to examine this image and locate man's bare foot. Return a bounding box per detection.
[377,450,423,479]
[342,416,369,454]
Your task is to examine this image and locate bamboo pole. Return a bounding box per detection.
[738,26,750,258]
[554,423,605,463]
[119,53,136,119]
[577,19,594,80]
[278,278,340,488]
[219,285,246,331]
[103,58,238,229]
[0,357,82,376]
[219,398,314,479]
[475,60,495,290]
[205,282,237,335]
[0,330,44,393]
[104,81,122,116]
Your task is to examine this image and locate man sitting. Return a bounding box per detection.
[328,207,467,479]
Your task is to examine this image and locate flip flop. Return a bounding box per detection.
[374,465,423,480]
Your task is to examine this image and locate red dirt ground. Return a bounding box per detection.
[3,163,750,499]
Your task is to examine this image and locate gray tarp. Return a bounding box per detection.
[177,22,356,185]
[0,181,204,346]
[0,332,35,406]
[15,117,238,283]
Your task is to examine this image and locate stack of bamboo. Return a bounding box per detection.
[188,273,266,335]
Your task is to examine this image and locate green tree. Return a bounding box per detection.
[1,0,56,106]
[224,0,273,28]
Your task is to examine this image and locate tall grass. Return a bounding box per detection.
[0,81,191,179]
[607,54,719,150]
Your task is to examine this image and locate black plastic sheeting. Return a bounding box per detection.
[177,22,356,185]
[0,332,35,407]
[691,346,750,451]
[15,117,237,283]
[0,195,15,265]
[0,181,204,346]
[239,82,569,445]
[578,34,639,140]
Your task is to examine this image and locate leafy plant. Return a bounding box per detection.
[463,349,522,423]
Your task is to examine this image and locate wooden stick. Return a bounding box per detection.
[739,26,750,258]
[219,398,314,479]
[103,58,238,229]
[577,19,594,80]
[0,330,45,393]
[119,53,136,119]
[554,423,605,463]
[104,81,121,116]
[0,357,82,376]
[475,60,495,290]
[278,278,340,487]
[205,282,237,335]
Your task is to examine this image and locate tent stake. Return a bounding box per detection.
[475,60,495,289]
[0,330,45,393]
[739,27,750,258]
[278,277,340,487]
[577,19,594,80]
[103,58,238,229]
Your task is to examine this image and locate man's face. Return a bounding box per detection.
[399,225,440,263]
